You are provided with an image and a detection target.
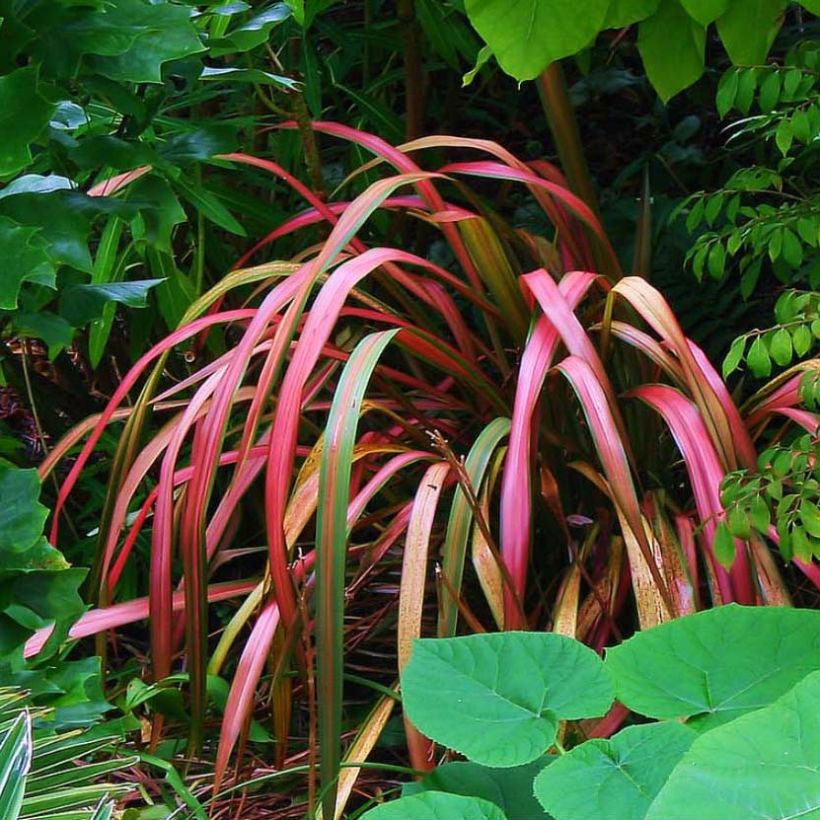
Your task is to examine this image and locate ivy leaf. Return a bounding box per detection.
[646,671,820,820]
[716,0,787,66]
[464,0,609,81]
[208,5,293,56]
[0,217,55,310]
[402,633,614,767]
[0,461,49,554]
[605,605,820,730]
[637,0,706,102]
[0,67,56,176]
[534,723,697,820]
[84,0,205,84]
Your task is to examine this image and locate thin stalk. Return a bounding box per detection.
[536,63,599,215]
[397,0,425,140]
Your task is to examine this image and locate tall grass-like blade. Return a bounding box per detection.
[0,711,31,819]
[24,581,255,659]
[322,689,398,820]
[399,461,450,771]
[556,357,674,617]
[630,384,752,604]
[438,418,510,637]
[500,270,597,626]
[316,329,400,819]
[289,121,483,290]
[612,277,742,471]
[214,600,280,794]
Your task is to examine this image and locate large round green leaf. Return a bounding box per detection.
[534,722,696,820]
[605,605,820,729]
[715,0,787,66]
[361,791,508,820]
[603,0,660,28]
[637,0,706,102]
[463,0,609,81]
[402,633,613,767]
[404,758,554,820]
[646,670,820,819]
[679,0,729,26]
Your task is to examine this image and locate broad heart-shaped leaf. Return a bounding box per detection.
[715,0,787,66]
[464,0,609,81]
[679,0,729,25]
[646,670,820,820]
[58,279,165,326]
[361,791,508,820]
[84,0,205,83]
[0,462,48,554]
[534,722,697,820]
[0,67,55,176]
[799,0,820,12]
[402,633,613,767]
[637,0,705,102]
[603,0,659,27]
[605,605,820,730]
[404,758,554,820]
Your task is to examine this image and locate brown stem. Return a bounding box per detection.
[398,0,425,140]
[537,62,599,215]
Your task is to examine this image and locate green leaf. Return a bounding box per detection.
[0,462,48,554]
[749,494,771,533]
[0,712,31,819]
[727,505,751,540]
[208,5,292,56]
[769,327,793,367]
[603,0,660,27]
[746,336,772,378]
[0,67,56,176]
[534,723,697,820]
[707,241,726,279]
[58,280,165,327]
[84,0,205,83]
[13,312,75,359]
[361,791,508,820]
[646,670,820,820]
[713,520,736,568]
[800,499,820,539]
[0,217,54,310]
[781,228,803,268]
[735,68,758,114]
[758,70,781,111]
[463,0,609,81]
[605,605,820,730]
[791,323,813,358]
[402,633,614,767]
[716,69,739,118]
[637,0,706,102]
[775,118,794,155]
[404,759,552,820]
[679,0,729,26]
[716,0,787,65]
[174,177,246,236]
[722,336,746,378]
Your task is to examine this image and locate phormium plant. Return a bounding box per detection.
[26,124,820,818]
